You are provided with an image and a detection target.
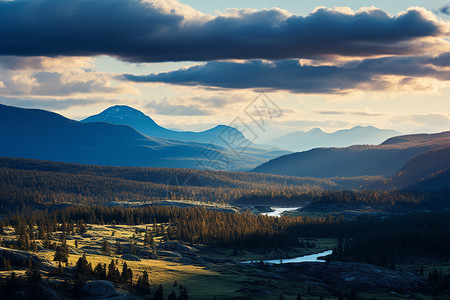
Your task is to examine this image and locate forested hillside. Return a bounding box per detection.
[253,131,450,179]
[0,157,380,210]
[2,157,448,216]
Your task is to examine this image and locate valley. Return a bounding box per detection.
[0,106,450,299]
[1,1,450,299]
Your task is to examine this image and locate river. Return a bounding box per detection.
[242,250,333,265]
[261,207,301,217]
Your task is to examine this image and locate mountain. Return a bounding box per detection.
[373,145,450,191]
[0,104,285,171]
[252,131,450,178]
[82,105,261,149]
[266,126,401,152]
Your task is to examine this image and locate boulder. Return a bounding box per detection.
[156,250,182,258]
[0,246,55,271]
[121,254,141,261]
[81,280,119,299]
[159,241,197,256]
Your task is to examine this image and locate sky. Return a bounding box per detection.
[0,0,450,142]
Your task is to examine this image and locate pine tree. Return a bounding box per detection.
[121,261,132,284]
[134,270,150,294]
[153,284,163,300]
[76,254,92,276]
[102,240,111,255]
[178,287,189,300]
[53,240,69,263]
[107,259,120,282]
[168,291,178,300]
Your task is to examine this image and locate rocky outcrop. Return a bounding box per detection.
[159,241,197,256]
[0,246,55,271]
[121,253,141,261]
[81,280,119,299]
[276,262,425,293]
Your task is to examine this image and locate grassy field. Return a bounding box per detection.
[1,224,447,299]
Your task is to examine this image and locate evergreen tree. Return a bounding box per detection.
[153,284,163,300]
[53,240,69,263]
[168,291,178,300]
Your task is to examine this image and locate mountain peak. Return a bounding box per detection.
[308,128,325,134]
[100,105,148,119]
[81,105,163,133]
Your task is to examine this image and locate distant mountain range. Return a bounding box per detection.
[266,126,401,151]
[82,105,266,149]
[0,104,288,171]
[253,131,450,182]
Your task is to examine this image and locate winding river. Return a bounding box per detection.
[242,250,333,265]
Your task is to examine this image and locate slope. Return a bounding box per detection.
[253,131,450,178]
[0,104,267,170]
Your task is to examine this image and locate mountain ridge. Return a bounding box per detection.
[0,104,285,171]
[267,125,401,151]
[81,105,257,149]
[253,131,450,179]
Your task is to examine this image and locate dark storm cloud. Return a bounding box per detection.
[431,51,450,66]
[0,0,446,62]
[122,55,450,93]
[440,4,450,15]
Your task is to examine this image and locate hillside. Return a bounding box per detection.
[374,145,450,191]
[253,131,450,178]
[266,126,400,151]
[0,104,285,171]
[0,157,382,209]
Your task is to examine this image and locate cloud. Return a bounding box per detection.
[431,51,450,67]
[386,113,450,133]
[0,56,137,97]
[122,54,450,94]
[145,99,210,116]
[440,4,450,15]
[0,70,127,96]
[410,114,450,128]
[0,96,119,110]
[0,56,93,71]
[0,0,447,62]
[318,110,385,116]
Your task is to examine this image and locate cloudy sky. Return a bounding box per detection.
[1,0,450,142]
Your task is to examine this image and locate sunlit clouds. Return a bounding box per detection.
[0,0,449,136]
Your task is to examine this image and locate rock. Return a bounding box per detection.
[121,254,141,261]
[157,250,182,258]
[36,285,60,300]
[160,241,197,255]
[79,245,102,255]
[279,262,425,293]
[0,246,55,271]
[81,280,119,299]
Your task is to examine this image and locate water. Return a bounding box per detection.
[242,250,333,265]
[261,207,301,217]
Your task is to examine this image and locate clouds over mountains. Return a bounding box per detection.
[0,0,447,62]
[123,54,450,93]
[0,0,449,102]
